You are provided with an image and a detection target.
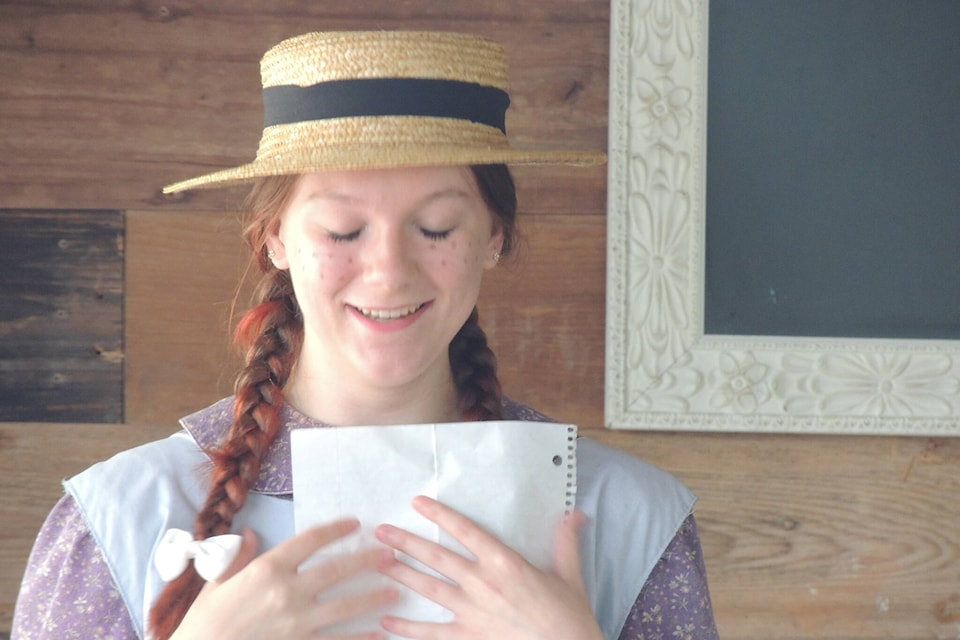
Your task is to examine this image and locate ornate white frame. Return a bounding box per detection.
[604,0,960,435]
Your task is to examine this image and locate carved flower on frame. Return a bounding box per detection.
[632,75,693,142]
[818,353,959,416]
[780,352,959,417]
[627,144,691,379]
[710,351,771,413]
[631,0,696,69]
[629,350,704,413]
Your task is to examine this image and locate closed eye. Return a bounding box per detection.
[420,227,453,241]
[328,229,363,243]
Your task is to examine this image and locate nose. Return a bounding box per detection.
[362,228,415,288]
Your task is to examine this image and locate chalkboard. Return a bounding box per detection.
[704,0,960,339]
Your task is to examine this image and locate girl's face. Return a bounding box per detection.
[266,166,503,399]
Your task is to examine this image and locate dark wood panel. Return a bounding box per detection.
[0,210,123,423]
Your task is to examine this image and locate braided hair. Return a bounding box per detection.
[148,165,517,638]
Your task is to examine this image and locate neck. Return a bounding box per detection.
[282,361,462,427]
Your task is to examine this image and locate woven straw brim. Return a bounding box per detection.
[163,116,606,194]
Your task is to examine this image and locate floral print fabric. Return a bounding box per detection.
[13,397,719,639]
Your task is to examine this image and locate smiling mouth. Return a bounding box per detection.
[354,303,425,321]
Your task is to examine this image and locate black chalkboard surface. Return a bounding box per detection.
[704,0,960,339]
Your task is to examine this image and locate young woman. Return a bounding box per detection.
[13,31,719,640]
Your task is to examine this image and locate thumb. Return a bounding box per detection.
[214,527,260,583]
[553,510,589,589]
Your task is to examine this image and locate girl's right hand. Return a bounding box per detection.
[171,518,397,639]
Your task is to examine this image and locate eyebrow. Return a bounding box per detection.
[304,187,473,208]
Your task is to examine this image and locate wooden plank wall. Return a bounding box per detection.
[0,210,124,423]
[1,2,957,638]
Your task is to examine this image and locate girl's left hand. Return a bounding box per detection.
[374,496,604,640]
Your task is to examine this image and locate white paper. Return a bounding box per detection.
[291,420,576,637]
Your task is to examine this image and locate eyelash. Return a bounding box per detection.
[327,228,453,243]
[420,227,453,241]
[328,230,362,243]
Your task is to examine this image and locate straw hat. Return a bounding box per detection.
[163,31,606,193]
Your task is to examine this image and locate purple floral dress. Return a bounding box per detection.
[13,399,719,639]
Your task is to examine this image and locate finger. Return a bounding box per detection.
[265,518,361,570]
[553,510,588,589]
[304,546,394,593]
[381,615,447,640]
[214,526,260,583]
[409,495,501,559]
[375,522,472,583]
[377,550,461,610]
[315,631,387,640]
[311,584,399,631]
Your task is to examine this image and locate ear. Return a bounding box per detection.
[483,224,505,270]
[264,227,290,270]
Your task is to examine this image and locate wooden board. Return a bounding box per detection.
[123,210,252,426]
[0,210,123,423]
[1,2,958,639]
[122,209,606,429]
[0,2,609,214]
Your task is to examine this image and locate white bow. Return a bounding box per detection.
[153,528,243,583]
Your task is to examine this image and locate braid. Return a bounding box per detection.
[449,165,517,423]
[147,165,516,635]
[451,307,504,421]
[148,176,302,639]
[148,270,301,638]
[202,271,301,533]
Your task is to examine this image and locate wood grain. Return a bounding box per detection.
[124,210,253,426]
[597,430,960,639]
[3,425,957,638]
[0,210,123,423]
[0,2,609,213]
[121,209,606,430]
[1,2,958,639]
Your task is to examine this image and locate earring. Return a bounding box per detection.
[492,250,501,264]
[267,248,276,259]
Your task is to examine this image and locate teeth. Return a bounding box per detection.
[356,304,422,320]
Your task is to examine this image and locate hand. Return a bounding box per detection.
[374,496,604,640]
[172,519,398,640]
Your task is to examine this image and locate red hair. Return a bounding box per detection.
[148,166,515,637]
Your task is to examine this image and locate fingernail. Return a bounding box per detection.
[336,517,361,532]
[412,495,434,510]
[375,524,395,542]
